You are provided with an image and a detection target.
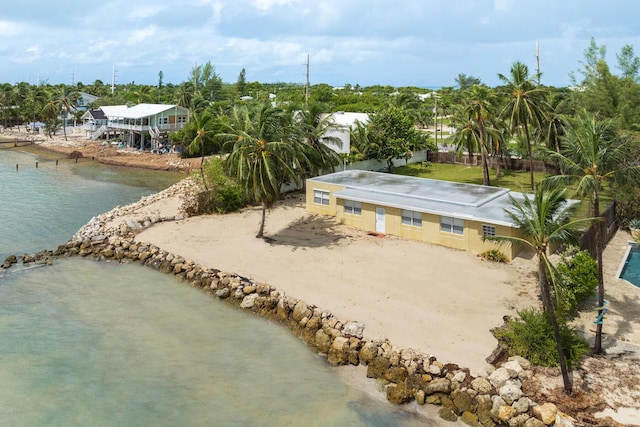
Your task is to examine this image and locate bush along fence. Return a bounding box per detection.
[1,183,582,427]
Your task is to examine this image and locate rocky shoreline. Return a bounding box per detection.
[0,180,606,426]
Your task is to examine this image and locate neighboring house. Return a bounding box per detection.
[306,170,534,260]
[81,109,108,130]
[320,111,369,155]
[76,92,99,112]
[82,103,189,149]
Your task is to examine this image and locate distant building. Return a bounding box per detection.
[76,92,99,112]
[320,111,369,155]
[82,103,189,150]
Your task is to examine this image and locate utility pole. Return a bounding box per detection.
[433,92,438,150]
[536,41,541,86]
[305,53,310,104]
[111,64,117,94]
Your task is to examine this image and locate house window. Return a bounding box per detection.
[314,190,329,206]
[344,200,362,215]
[178,116,187,124]
[401,210,422,227]
[158,117,168,125]
[440,216,464,235]
[482,224,496,237]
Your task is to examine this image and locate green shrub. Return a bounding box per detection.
[182,158,246,215]
[480,249,508,263]
[555,247,598,316]
[613,181,640,229]
[494,308,590,369]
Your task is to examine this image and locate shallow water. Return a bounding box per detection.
[0,259,426,426]
[0,148,432,426]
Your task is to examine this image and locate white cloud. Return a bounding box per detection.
[126,26,159,45]
[250,0,300,11]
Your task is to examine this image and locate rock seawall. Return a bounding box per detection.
[2,182,580,427]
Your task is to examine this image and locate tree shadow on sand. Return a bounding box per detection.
[264,214,349,248]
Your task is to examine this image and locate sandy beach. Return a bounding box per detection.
[131,193,538,375]
[9,131,640,425]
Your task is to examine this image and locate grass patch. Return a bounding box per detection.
[394,162,551,192]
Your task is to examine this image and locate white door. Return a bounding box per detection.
[375,208,385,233]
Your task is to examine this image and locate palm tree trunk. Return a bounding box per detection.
[593,193,605,354]
[478,119,490,186]
[256,203,267,238]
[539,255,572,394]
[524,121,534,189]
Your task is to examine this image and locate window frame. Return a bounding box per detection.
[344,199,362,215]
[440,216,464,235]
[313,189,330,206]
[401,209,422,227]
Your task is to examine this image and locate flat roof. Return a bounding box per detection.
[308,170,529,227]
[100,104,187,119]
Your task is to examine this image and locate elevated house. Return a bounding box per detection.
[306,170,542,260]
[82,103,189,150]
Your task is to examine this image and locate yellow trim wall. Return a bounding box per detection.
[306,180,519,260]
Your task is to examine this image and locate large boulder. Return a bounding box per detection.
[533,403,558,425]
[386,380,415,405]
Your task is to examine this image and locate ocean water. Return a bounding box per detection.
[0,149,431,426]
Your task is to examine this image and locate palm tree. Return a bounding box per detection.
[348,120,370,161]
[220,103,301,239]
[498,61,548,189]
[447,88,500,186]
[187,109,216,182]
[56,87,79,141]
[485,184,596,393]
[294,103,342,177]
[544,112,640,353]
[464,85,499,186]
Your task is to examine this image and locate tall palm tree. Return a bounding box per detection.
[56,87,79,141]
[464,85,499,186]
[447,88,500,186]
[498,61,548,189]
[220,103,301,239]
[294,103,342,177]
[187,109,216,182]
[485,184,596,393]
[544,112,640,353]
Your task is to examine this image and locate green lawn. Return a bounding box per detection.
[394,162,550,193]
[393,162,613,220]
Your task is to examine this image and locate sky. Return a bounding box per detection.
[1,0,639,89]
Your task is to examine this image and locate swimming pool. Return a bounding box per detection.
[619,243,640,287]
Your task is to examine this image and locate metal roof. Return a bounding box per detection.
[308,170,530,227]
[99,104,187,119]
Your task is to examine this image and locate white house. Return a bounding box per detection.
[320,111,369,155]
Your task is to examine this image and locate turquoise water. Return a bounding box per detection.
[0,149,430,426]
[620,246,640,287]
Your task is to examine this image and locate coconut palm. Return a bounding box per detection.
[485,184,596,393]
[220,103,301,239]
[187,109,216,182]
[447,86,500,186]
[544,112,640,353]
[463,85,499,186]
[56,87,79,141]
[294,103,342,177]
[498,62,548,189]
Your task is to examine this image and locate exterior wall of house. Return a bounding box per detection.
[306,180,519,260]
[305,181,344,216]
